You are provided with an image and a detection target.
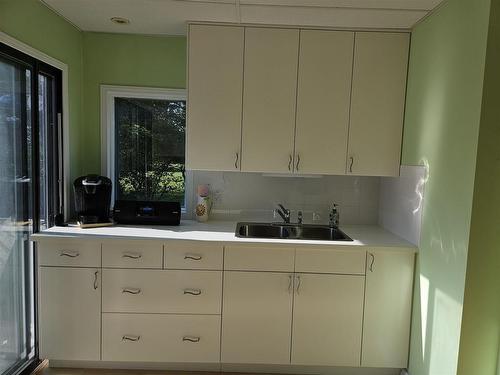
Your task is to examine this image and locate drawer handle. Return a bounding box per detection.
[184,253,202,261]
[183,336,200,343]
[60,250,79,258]
[183,288,202,296]
[122,288,142,294]
[122,335,141,342]
[122,252,142,259]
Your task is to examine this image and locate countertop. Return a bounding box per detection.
[31,220,417,251]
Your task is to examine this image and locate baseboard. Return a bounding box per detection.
[48,361,402,375]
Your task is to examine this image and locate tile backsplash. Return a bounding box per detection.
[188,171,380,225]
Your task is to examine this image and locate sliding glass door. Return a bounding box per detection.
[0,43,62,375]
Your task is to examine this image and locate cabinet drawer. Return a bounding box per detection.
[295,247,366,274]
[224,245,295,272]
[102,269,222,314]
[102,240,163,269]
[102,313,220,362]
[164,241,223,270]
[38,239,101,267]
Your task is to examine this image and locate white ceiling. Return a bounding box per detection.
[41,0,445,35]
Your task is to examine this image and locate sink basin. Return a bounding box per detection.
[236,222,353,241]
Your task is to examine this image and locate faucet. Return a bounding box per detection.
[275,204,291,224]
[329,204,339,228]
[297,210,303,225]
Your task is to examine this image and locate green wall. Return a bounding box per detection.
[402,0,491,373]
[81,32,186,174]
[0,0,83,182]
[457,1,500,373]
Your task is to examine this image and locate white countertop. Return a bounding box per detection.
[31,220,417,251]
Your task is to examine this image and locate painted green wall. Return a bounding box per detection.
[402,0,491,373]
[0,0,83,182]
[81,32,186,174]
[458,1,500,373]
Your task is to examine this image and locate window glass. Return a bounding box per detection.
[114,97,186,205]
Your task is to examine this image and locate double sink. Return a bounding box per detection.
[235,222,353,242]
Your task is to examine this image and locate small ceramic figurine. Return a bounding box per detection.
[195,184,211,222]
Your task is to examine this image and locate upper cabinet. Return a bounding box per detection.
[295,30,354,175]
[187,25,244,171]
[241,28,299,173]
[186,24,409,177]
[347,32,410,176]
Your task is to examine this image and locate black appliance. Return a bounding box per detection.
[73,175,112,224]
[113,200,181,226]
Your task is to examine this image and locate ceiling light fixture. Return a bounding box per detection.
[110,17,130,25]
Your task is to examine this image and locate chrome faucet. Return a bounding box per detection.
[297,210,303,225]
[275,204,291,224]
[329,204,340,228]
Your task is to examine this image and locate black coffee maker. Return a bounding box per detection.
[74,175,112,224]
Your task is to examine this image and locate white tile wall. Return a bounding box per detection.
[188,171,380,225]
[378,165,427,246]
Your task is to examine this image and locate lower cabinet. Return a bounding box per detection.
[221,271,293,364]
[362,250,415,368]
[102,313,221,362]
[39,267,101,361]
[291,273,365,366]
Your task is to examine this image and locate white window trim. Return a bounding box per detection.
[100,85,191,213]
[0,31,71,221]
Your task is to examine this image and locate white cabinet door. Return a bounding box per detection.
[187,24,244,171]
[221,271,293,364]
[241,27,299,173]
[362,250,414,368]
[39,267,101,360]
[295,30,354,175]
[347,32,409,176]
[291,273,364,366]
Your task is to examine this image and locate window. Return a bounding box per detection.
[101,86,187,207]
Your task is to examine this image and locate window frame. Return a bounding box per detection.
[100,85,190,211]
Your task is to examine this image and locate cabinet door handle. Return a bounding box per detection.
[369,253,375,272]
[288,154,292,171]
[60,250,79,257]
[295,275,301,294]
[235,152,239,169]
[122,288,141,294]
[288,274,293,294]
[122,252,142,259]
[349,156,354,173]
[184,253,203,261]
[183,336,201,343]
[122,335,141,342]
[296,154,300,171]
[183,288,202,296]
[93,271,99,290]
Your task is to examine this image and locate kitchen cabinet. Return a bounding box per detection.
[39,267,101,360]
[221,271,293,364]
[241,27,299,173]
[291,273,364,366]
[362,250,415,368]
[294,30,354,175]
[347,32,410,176]
[187,24,244,171]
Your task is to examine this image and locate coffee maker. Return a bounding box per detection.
[73,175,112,224]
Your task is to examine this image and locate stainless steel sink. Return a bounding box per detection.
[235,222,353,241]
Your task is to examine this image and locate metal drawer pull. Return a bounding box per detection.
[122,288,141,294]
[295,275,301,294]
[349,156,354,173]
[183,289,202,296]
[288,274,293,294]
[183,336,200,343]
[93,271,99,290]
[122,335,141,342]
[288,154,292,171]
[235,152,239,169]
[184,253,202,261]
[60,250,79,257]
[369,253,375,272]
[122,252,142,259]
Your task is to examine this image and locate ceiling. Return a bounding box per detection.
[41,0,446,35]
